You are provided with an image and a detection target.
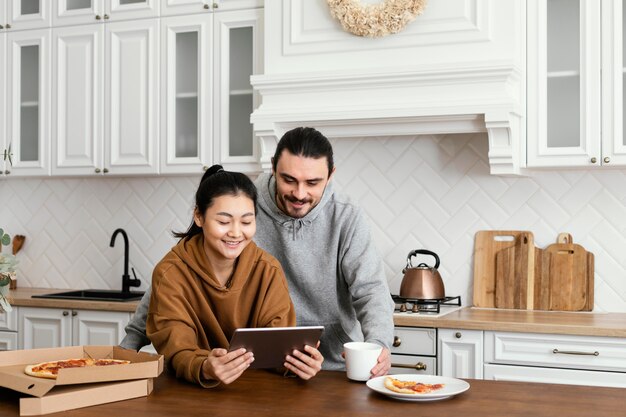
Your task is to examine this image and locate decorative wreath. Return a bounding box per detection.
[327,0,428,38]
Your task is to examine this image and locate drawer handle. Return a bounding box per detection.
[392,336,401,347]
[391,362,427,371]
[552,348,599,356]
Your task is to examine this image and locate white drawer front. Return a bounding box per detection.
[484,364,626,389]
[485,331,626,372]
[391,327,436,356]
[0,308,18,331]
[0,331,18,351]
[390,354,436,376]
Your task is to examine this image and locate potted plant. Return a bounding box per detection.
[0,228,18,312]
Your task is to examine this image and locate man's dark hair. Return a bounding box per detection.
[272,127,334,176]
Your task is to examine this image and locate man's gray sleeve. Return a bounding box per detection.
[119,286,151,350]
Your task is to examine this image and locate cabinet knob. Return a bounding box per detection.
[63,311,69,316]
[604,156,610,164]
[95,168,101,173]
[392,336,401,347]
[104,14,109,20]
[455,332,462,339]
[590,157,597,164]
[202,165,209,171]
[5,24,11,29]
[204,4,210,9]
[213,2,219,8]
[103,168,109,173]
[72,310,78,316]
[95,15,101,20]
[0,24,4,29]
[4,170,10,175]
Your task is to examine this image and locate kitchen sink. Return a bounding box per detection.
[32,289,145,302]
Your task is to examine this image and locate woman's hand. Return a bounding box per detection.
[202,348,254,384]
[283,342,324,380]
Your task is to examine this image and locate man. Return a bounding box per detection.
[121,127,395,377]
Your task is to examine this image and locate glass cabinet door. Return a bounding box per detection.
[6,29,49,176]
[213,8,262,173]
[161,14,212,174]
[107,0,159,21]
[601,0,626,165]
[7,0,51,30]
[527,0,601,167]
[161,0,213,17]
[53,0,103,27]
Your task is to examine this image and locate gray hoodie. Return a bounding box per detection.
[253,173,394,370]
[120,173,395,371]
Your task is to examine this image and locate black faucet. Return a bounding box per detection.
[110,228,141,293]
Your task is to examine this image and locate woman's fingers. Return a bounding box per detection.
[205,348,254,384]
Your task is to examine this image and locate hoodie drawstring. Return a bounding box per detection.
[282,219,312,240]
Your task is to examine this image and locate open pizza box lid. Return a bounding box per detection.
[0,345,163,397]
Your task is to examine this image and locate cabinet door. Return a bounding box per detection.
[106,0,159,22]
[160,14,212,174]
[18,307,72,349]
[161,0,213,17]
[52,24,104,176]
[105,19,159,175]
[6,28,49,176]
[213,8,262,172]
[484,363,626,388]
[0,32,6,176]
[53,0,105,27]
[601,0,626,165]
[0,332,17,351]
[527,0,601,167]
[438,329,483,379]
[72,310,131,346]
[7,0,51,31]
[0,307,17,331]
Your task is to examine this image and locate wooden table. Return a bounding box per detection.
[1,370,626,417]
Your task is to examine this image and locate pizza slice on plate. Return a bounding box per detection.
[24,358,131,379]
[384,376,445,394]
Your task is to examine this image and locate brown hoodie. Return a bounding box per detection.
[146,234,295,387]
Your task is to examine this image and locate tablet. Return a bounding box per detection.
[228,326,324,369]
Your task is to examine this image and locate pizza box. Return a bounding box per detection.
[0,345,163,397]
[19,378,153,416]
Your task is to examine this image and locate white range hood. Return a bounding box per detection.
[251,0,525,176]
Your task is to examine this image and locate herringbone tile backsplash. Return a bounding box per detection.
[2,133,626,311]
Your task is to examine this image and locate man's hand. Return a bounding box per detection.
[370,347,391,378]
[283,342,324,380]
[202,348,254,384]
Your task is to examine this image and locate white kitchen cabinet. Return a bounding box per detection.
[389,327,437,376]
[160,6,262,174]
[0,308,18,351]
[0,29,6,177]
[438,328,483,379]
[3,28,50,177]
[53,0,159,27]
[484,331,626,388]
[161,0,262,17]
[52,19,159,175]
[18,307,131,349]
[527,0,626,167]
[4,0,51,31]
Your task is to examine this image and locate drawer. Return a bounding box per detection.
[484,364,626,389]
[0,331,18,351]
[485,331,626,373]
[391,327,436,356]
[0,308,17,331]
[390,354,436,376]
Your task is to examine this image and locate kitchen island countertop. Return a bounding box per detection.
[395,307,626,337]
[1,370,625,417]
[6,288,141,313]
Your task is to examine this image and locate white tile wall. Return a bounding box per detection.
[1,133,626,311]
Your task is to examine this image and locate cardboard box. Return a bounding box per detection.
[0,345,163,415]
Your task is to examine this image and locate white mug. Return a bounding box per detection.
[343,341,382,381]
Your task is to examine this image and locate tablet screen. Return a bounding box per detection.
[228,326,324,369]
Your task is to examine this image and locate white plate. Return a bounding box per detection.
[366,374,470,402]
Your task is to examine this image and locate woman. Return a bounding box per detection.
[147,165,323,387]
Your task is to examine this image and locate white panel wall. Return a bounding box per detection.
[1,133,625,311]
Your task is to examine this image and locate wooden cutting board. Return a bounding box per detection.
[543,233,594,311]
[494,233,551,310]
[473,230,533,308]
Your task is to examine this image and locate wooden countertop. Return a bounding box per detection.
[1,370,625,417]
[394,307,626,337]
[6,288,140,313]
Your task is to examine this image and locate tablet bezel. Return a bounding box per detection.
[228,326,324,369]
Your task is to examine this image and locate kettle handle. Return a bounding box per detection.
[406,249,440,269]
